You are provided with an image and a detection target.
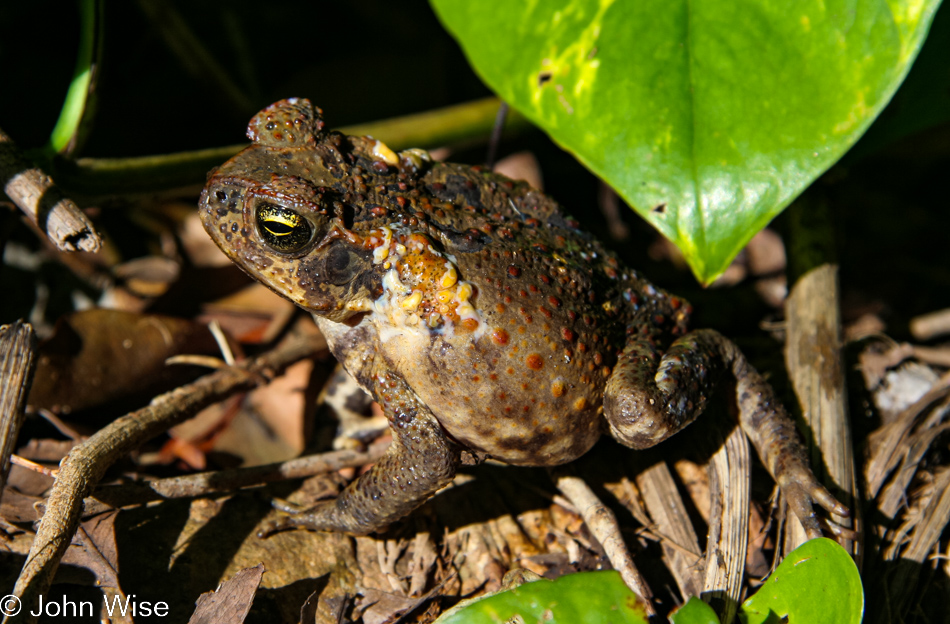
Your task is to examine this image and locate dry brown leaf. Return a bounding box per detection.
[0,488,44,523]
[187,563,264,624]
[356,587,419,624]
[493,151,543,191]
[745,229,786,276]
[198,283,296,345]
[177,210,236,269]
[113,256,180,298]
[247,358,315,454]
[28,309,226,415]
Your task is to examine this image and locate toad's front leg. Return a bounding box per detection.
[604,328,847,538]
[263,369,460,535]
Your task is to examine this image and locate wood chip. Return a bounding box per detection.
[0,127,101,252]
[702,426,750,624]
[636,461,703,599]
[910,307,950,341]
[784,264,856,552]
[0,321,37,493]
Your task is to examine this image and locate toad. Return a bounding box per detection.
[200,99,846,536]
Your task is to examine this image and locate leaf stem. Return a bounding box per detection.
[56,97,531,195]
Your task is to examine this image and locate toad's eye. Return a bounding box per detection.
[256,203,314,253]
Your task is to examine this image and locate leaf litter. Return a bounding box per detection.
[2,151,949,624]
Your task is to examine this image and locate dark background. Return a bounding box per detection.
[1,0,948,334]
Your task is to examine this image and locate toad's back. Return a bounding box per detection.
[366,160,684,465]
[201,98,688,466]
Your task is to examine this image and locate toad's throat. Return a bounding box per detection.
[367,224,486,342]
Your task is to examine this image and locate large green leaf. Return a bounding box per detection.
[434,570,649,624]
[431,0,942,283]
[740,538,864,624]
[432,541,860,623]
[669,597,721,624]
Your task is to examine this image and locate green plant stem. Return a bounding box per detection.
[56,97,530,195]
[46,0,102,156]
[786,194,837,281]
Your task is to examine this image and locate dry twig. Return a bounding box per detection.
[6,333,324,624]
[866,373,950,498]
[0,128,100,252]
[83,440,389,515]
[912,345,950,368]
[910,307,950,341]
[9,455,58,479]
[881,467,950,616]
[549,464,655,616]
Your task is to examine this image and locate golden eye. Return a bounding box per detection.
[256,203,314,252]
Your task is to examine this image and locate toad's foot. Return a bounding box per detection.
[262,370,460,536]
[605,328,848,538]
[258,499,340,537]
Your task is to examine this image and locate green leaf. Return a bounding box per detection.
[431,0,942,283]
[670,597,721,624]
[847,3,950,159]
[47,0,103,156]
[740,538,864,624]
[434,570,650,624]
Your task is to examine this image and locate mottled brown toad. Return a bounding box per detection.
[200,99,845,536]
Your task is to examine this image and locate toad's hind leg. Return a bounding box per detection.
[263,371,460,536]
[604,328,847,537]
